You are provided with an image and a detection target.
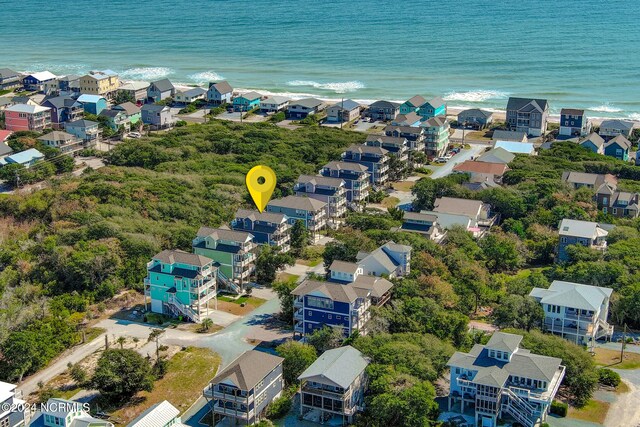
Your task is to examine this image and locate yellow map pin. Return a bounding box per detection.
[246,165,277,213]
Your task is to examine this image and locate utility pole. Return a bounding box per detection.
[340,97,344,130]
[620,323,627,363]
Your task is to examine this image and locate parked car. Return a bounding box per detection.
[128,132,142,138]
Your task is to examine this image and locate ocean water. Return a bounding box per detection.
[2,0,640,118]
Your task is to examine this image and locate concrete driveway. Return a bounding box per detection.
[429,143,486,179]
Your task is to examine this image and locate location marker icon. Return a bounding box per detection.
[246,165,277,213]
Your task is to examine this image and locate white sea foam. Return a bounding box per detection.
[119,67,172,80]
[443,90,509,102]
[627,113,640,121]
[188,71,225,84]
[286,80,365,93]
[588,104,622,113]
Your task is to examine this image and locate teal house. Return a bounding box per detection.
[77,94,107,115]
[418,97,446,119]
[144,249,218,323]
[421,116,450,158]
[113,102,142,126]
[399,95,426,115]
[233,91,262,112]
[192,227,256,293]
[604,135,631,161]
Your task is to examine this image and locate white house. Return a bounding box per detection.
[0,382,26,427]
[260,96,290,113]
[529,280,614,347]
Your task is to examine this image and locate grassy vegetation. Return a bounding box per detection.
[382,196,400,208]
[84,327,107,343]
[276,272,300,283]
[0,89,12,96]
[217,295,266,306]
[567,399,610,424]
[466,130,492,141]
[616,380,631,394]
[593,347,640,369]
[392,181,416,192]
[109,347,220,424]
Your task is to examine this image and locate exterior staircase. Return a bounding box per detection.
[217,269,242,294]
[501,388,539,427]
[595,318,614,340]
[167,294,201,323]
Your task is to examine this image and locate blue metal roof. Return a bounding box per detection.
[6,148,44,165]
[77,94,105,104]
[494,141,535,154]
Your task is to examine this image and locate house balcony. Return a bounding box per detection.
[294,298,304,308]
[302,384,349,400]
[294,309,304,320]
[191,277,217,294]
[211,406,253,420]
[563,312,596,322]
[294,323,304,334]
[234,253,256,265]
[204,387,253,405]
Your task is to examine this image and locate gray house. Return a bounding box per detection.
[0,68,21,90]
[506,97,549,137]
[288,98,326,119]
[365,100,400,121]
[298,346,369,426]
[492,129,528,143]
[147,78,175,102]
[457,108,494,129]
[599,119,634,139]
[141,104,175,129]
[207,81,233,105]
[204,350,284,426]
[326,99,361,123]
[557,218,609,262]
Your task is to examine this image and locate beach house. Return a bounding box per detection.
[174,87,207,104]
[400,212,444,240]
[79,70,120,100]
[559,108,591,137]
[23,71,57,91]
[320,161,370,204]
[561,171,616,191]
[141,104,175,129]
[113,102,142,126]
[0,68,21,90]
[453,161,508,184]
[457,108,494,129]
[99,109,130,131]
[422,115,450,158]
[287,98,326,119]
[260,96,290,113]
[40,96,83,128]
[476,147,515,164]
[127,401,184,427]
[0,131,13,161]
[233,91,262,112]
[578,132,605,154]
[530,280,614,346]
[418,96,446,119]
[298,346,369,426]
[55,75,81,97]
[144,249,217,323]
[266,195,327,239]
[596,185,639,218]
[37,131,83,154]
[447,332,565,427]
[77,94,107,115]
[599,119,634,139]
[365,100,400,121]
[147,78,176,102]
[29,398,113,427]
[431,197,496,231]
[365,135,409,163]
[231,209,291,252]
[0,381,26,427]
[207,81,233,105]
[341,144,390,185]
[505,97,549,137]
[399,95,426,115]
[294,175,348,220]
[384,125,426,152]
[4,104,51,131]
[204,350,285,426]
[557,218,609,262]
[117,81,150,103]
[603,134,631,161]
[356,241,411,278]
[192,227,256,293]
[326,99,361,123]
[64,119,100,144]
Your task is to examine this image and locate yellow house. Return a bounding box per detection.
[79,70,120,99]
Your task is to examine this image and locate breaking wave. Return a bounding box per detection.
[120,67,173,80]
[286,80,365,93]
[443,90,509,102]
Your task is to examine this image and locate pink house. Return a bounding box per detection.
[5,104,51,132]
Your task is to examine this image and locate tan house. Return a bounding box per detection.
[453,160,509,183]
[79,70,120,100]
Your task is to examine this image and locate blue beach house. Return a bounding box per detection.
[77,94,107,115]
[399,95,426,115]
[578,132,605,155]
[231,208,292,252]
[233,91,262,112]
[65,119,99,144]
[418,97,446,119]
[1,148,45,168]
[266,195,327,239]
[604,135,631,161]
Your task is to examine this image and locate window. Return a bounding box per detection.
[560,237,567,243]
[307,296,334,310]
[327,314,332,320]
[336,315,341,320]
[613,208,618,215]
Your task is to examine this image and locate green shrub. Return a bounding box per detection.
[175,120,188,127]
[270,111,286,123]
[414,167,432,175]
[550,400,568,417]
[598,368,621,387]
[265,394,292,419]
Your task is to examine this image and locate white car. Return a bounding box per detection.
[128,132,142,138]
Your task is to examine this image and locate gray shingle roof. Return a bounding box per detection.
[235,208,287,224]
[212,350,284,391]
[579,132,605,148]
[210,80,233,94]
[476,147,516,164]
[114,102,141,115]
[561,108,585,116]
[150,78,175,92]
[290,98,324,109]
[486,332,523,353]
[405,95,426,108]
[329,99,360,111]
[604,134,631,150]
[600,119,634,131]
[38,131,75,142]
[345,144,388,155]
[329,260,360,275]
[65,119,98,128]
[267,195,327,212]
[298,346,369,389]
[506,97,549,112]
[492,130,528,142]
[196,226,253,243]
[296,174,345,188]
[458,108,493,119]
[153,249,212,267]
[291,279,360,303]
[368,100,400,110]
[433,197,483,219]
